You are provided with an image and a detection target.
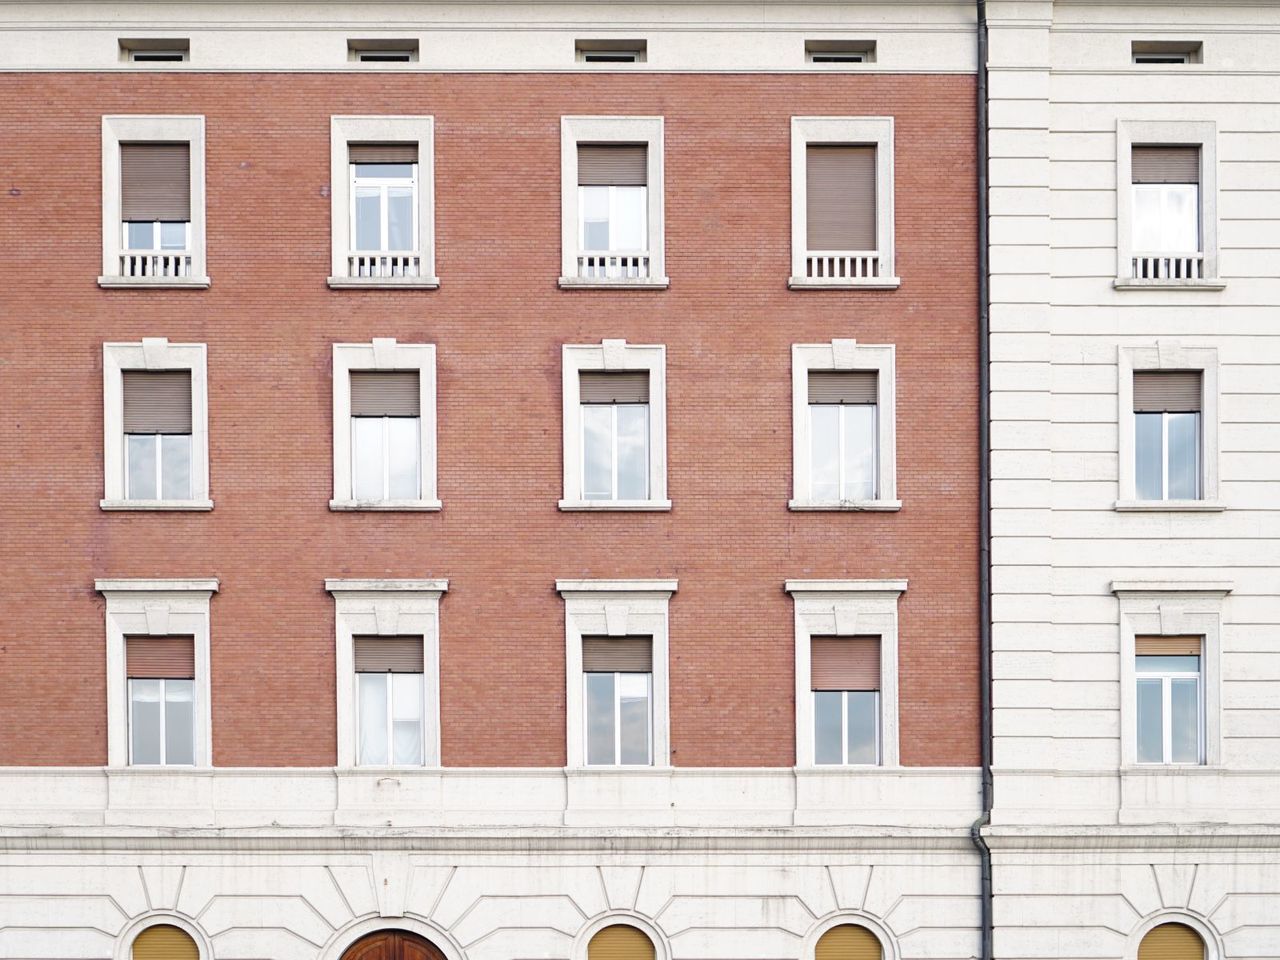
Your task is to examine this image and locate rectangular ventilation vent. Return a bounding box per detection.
[1132,40,1202,64]
[119,38,190,63]
[348,38,419,63]
[576,39,647,63]
[806,39,876,64]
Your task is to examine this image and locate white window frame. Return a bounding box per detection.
[559,116,667,289]
[1112,579,1230,769]
[350,162,419,255]
[561,339,668,511]
[786,579,906,768]
[558,579,676,769]
[355,659,426,768]
[1115,119,1222,289]
[790,116,898,289]
[583,670,653,766]
[791,340,898,511]
[1135,655,1203,765]
[102,338,210,511]
[326,578,447,769]
[813,688,881,766]
[1116,342,1221,511]
[331,339,439,511]
[127,676,196,766]
[100,115,208,289]
[329,115,437,289]
[96,578,217,769]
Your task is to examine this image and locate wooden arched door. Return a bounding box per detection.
[342,930,447,960]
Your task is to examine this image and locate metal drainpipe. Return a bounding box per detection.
[971,1,995,960]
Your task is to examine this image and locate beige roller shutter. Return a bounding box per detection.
[354,637,425,672]
[578,144,648,186]
[815,924,882,960]
[809,371,878,404]
[1132,145,1200,184]
[587,925,655,960]
[807,144,877,251]
[1136,636,1202,656]
[582,636,653,672]
[349,142,419,163]
[122,371,193,434]
[131,925,199,960]
[121,143,191,221]
[126,637,196,679]
[1133,371,1202,413]
[350,371,420,416]
[811,636,881,691]
[580,371,650,404]
[1138,923,1205,960]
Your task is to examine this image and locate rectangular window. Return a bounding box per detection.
[350,371,421,502]
[1134,371,1202,501]
[805,39,876,63]
[122,370,193,501]
[348,39,420,62]
[120,142,192,275]
[1131,145,1201,278]
[578,144,648,277]
[580,371,650,501]
[126,636,195,766]
[1131,40,1202,64]
[808,371,878,502]
[576,39,647,63]
[1135,636,1203,765]
[354,636,425,766]
[806,145,877,260]
[120,38,190,62]
[811,636,881,765]
[582,636,653,766]
[349,142,419,277]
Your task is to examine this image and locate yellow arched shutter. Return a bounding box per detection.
[816,924,882,960]
[588,925,655,960]
[1138,923,1206,960]
[132,925,198,960]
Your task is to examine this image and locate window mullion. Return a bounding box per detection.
[611,404,619,500]
[386,673,395,766]
[837,405,847,499]
[380,184,390,252]
[383,417,391,501]
[155,435,164,500]
[157,678,167,765]
[614,671,623,765]
[1163,676,1174,764]
[1162,413,1170,501]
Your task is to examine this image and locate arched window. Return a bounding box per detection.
[131,924,198,960]
[342,930,446,960]
[816,924,883,960]
[1139,923,1206,960]
[588,924,656,960]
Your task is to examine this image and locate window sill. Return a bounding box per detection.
[788,276,901,291]
[1113,277,1226,291]
[327,276,440,290]
[558,276,670,291]
[100,498,213,512]
[97,276,211,290]
[558,499,672,512]
[789,498,902,512]
[1114,499,1225,513]
[329,499,443,512]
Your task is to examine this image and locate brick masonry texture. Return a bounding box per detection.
[0,73,977,767]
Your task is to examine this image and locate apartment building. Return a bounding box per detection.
[0,4,982,960]
[986,1,1280,958]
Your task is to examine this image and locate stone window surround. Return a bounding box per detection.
[1114,118,1223,290]
[101,337,211,512]
[557,579,677,769]
[1116,341,1222,512]
[1124,911,1222,960]
[100,114,209,289]
[328,115,438,289]
[789,116,899,290]
[115,912,212,960]
[786,579,907,768]
[1112,579,1231,769]
[96,578,218,769]
[326,578,448,769]
[790,339,900,511]
[331,338,440,512]
[560,339,669,511]
[559,115,668,289]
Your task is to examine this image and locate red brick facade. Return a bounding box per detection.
[0,72,977,767]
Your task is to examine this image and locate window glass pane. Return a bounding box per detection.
[1134,412,1163,500]
[1137,655,1200,673]
[126,434,158,500]
[1136,677,1164,763]
[1167,412,1200,500]
[1170,678,1200,763]
[164,679,195,765]
[355,162,412,179]
[159,221,187,250]
[613,186,647,250]
[810,405,840,501]
[842,404,877,501]
[585,672,616,764]
[813,690,843,764]
[1132,185,1165,251]
[582,404,613,500]
[1163,184,1200,252]
[386,417,420,500]
[580,186,610,250]
[616,404,649,500]
[618,672,651,765]
[846,691,878,764]
[125,221,154,249]
[130,679,162,765]
[357,673,389,765]
[354,187,382,251]
[160,434,192,500]
[352,417,385,501]
[391,672,424,765]
[387,186,414,250]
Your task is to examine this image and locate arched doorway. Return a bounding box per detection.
[342,930,447,960]
[1138,922,1206,960]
